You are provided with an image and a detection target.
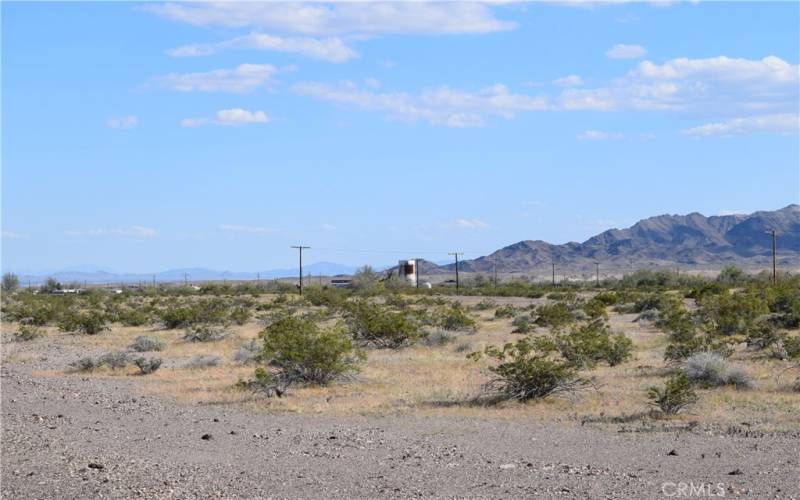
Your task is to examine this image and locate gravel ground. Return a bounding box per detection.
[2,361,799,500]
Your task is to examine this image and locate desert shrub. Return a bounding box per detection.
[134,357,162,375]
[746,316,783,349]
[697,289,769,339]
[511,314,534,334]
[534,303,575,328]
[233,339,262,364]
[303,286,349,309]
[70,357,100,372]
[660,300,707,362]
[248,316,364,392]
[647,373,698,415]
[635,308,660,325]
[554,320,633,368]
[784,336,800,359]
[2,272,20,292]
[98,351,130,369]
[473,298,498,311]
[159,298,228,329]
[345,300,422,348]
[593,291,619,306]
[582,298,608,320]
[454,341,473,353]
[494,305,518,319]
[183,324,229,343]
[229,305,252,325]
[766,281,800,329]
[421,328,456,347]
[57,309,108,335]
[185,355,221,369]
[547,291,576,301]
[682,352,754,389]
[129,335,166,352]
[351,265,381,293]
[116,307,151,327]
[12,324,42,342]
[434,304,476,332]
[469,337,589,401]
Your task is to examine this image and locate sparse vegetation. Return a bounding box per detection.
[129,335,166,352]
[185,355,221,369]
[134,357,162,375]
[647,373,698,415]
[183,324,229,343]
[682,352,754,389]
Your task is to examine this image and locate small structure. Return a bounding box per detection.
[398,259,418,286]
[330,278,352,289]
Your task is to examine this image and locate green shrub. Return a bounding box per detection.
[593,291,619,306]
[469,337,588,401]
[534,303,575,328]
[254,316,364,391]
[57,309,108,335]
[647,373,698,415]
[472,298,498,311]
[229,305,252,325]
[98,351,130,369]
[511,314,534,334]
[434,304,476,332]
[234,339,262,364]
[582,298,609,320]
[554,320,633,368]
[134,357,162,375]
[682,352,754,388]
[116,307,151,327]
[494,305,518,319]
[783,336,800,359]
[421,328,456,347]
[345,300,422,348]
[69,357,99,372]
[12,324,43,342]
[185,354,221,369]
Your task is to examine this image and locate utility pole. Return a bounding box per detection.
[415,258,419,289]
[767,230,777,285]
[594,262,600,287]
[449,252,463,295]
[552,263,556,286]
[184,273,188,286]
[291,245,310,295]
[493,257,498,288]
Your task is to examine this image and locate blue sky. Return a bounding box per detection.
[2,1,799,273]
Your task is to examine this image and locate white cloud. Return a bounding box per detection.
[455,218,490,230]
[167,33,357,63]
[559,55,799,117]
[153,64,278,93]
[605,44,647,59]
[292,81,548,127]
[181,108,270,127]
[2,230,29,240]
[578,130,624,140]
[320,223,337,232]
[219,225,275,234]
[145,2,514,36]
[65,226,157,238]
[683,113,799,137]
[553,74,584,87]
[106,115,138,129]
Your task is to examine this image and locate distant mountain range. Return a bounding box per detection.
[440,204,799,274]
[8,205,799,284]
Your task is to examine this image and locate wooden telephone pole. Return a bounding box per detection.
[594,262,600,287]
[291,245,311,295]
[449,252,464,295]
[767,230,778,285]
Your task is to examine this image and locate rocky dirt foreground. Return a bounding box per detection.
[2,364,799,499]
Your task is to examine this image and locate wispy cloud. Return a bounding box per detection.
[106,115,138,129]
[292,81,548,127]
[578,130,624,140]
[320,223,337,232]
[145,2,515,36]
[167,33,357,63]
[152,64,278,93]
[65,226,157,238]
[2,230,29,240]
[181,109,269,127]
[553,74,584,87]
[605,43,647,59]
[455,218,490,230]
[219,224,275,234]
[683,113,799,137]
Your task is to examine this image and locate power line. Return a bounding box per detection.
[449,252,464,295]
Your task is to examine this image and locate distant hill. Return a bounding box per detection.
[441,204,800,274]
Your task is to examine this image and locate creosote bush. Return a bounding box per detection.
[233,339,262,364]
[468,337,589,402]
[242,316,364,395]
[511,314,534,334]
[344,300,422,348]
[57,310,109,335]
[421,328,456,347]
[12,324,43,342]
[434,304,477,332]
[494,305,518,319]
[551,320,633,368]
[647,373,698,415]
[129,335,166,352]
[534,302,575,328]
[98,351,130,370]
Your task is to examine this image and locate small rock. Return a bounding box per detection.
[728,468,744,475]
[499,463,516,470]
[201,434,212,440]
[88,463,104,470]
[667,449,678,456]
